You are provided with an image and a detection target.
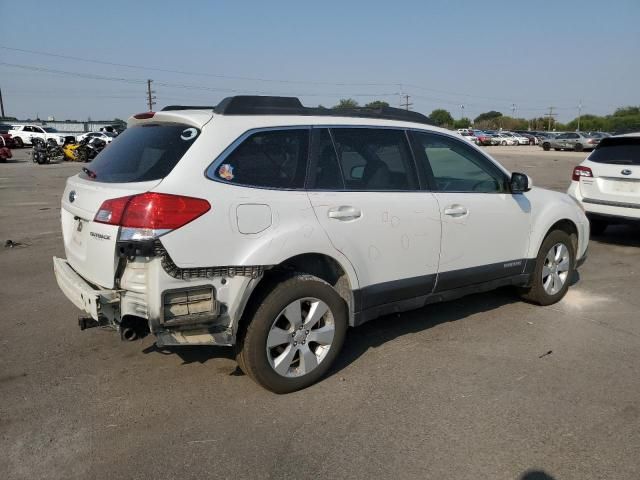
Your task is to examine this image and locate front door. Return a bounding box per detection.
[307,127,442,314]
[410,131,531,291]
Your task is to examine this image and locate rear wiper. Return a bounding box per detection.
[82,167,97,179]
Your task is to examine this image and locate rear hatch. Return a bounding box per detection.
[61,111,211,288]
[579,136,640,206]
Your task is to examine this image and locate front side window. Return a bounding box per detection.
[413,132,507,193]
[330,128,418,191]
[212,129,309,189]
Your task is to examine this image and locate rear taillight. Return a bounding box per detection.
[587,139,598,144]
[95,192,210,240]
[572,166,593,181]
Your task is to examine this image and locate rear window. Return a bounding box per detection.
[589,137,640,165]
[81,123,200,183]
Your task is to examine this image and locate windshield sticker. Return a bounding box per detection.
[180,128,198,141]
[218,164,234,181]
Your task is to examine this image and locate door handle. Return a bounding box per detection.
[328,206,362,220]
[443,204,468,217]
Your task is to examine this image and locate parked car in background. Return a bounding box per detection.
[0,135,12,162]
[504,132,529,145]
[513,131,538,145]
[540,132,601,152]
[492,133,517,146]
[458,130,478,144]
[472,130,493,146]
[52,95,588,393]
[76,131,116,144]
[8,125,69,148]
[568,134,639,234]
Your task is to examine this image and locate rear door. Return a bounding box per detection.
[579,136,640,207]
[410,131,531,290]
[307,127,442,311]
[61,120,207,288]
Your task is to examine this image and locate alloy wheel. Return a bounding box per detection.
[266,297,335,378]
[542,243,570,295]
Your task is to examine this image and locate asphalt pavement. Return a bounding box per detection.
[1,146,638,480]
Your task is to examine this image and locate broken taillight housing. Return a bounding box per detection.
[95,192,210,240]
[572,166,593,181]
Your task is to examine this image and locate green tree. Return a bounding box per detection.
[453,117,472,129]
[364,100,390,109]
[333,98,359,109]
[474,111,503,123]
[428,109,454,127]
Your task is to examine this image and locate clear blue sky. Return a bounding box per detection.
[1,0,638,122]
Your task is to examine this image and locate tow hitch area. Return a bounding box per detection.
[78,315,108,330]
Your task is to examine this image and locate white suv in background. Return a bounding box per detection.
[8,124,67,147]
[53,96,589,393]
[568,133,640,234]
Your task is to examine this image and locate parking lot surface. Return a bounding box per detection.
[1,146,638,480]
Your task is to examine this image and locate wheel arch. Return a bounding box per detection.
[529,217,579,260]
[234,252,358,343]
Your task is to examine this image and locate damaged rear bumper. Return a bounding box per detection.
[53,256,119,321]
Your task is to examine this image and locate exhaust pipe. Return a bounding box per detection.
[119,316,149,342]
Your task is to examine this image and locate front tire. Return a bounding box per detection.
[237,274,348,393]
[542,142,550,151]
[574,143,583,152]
[519,230,575,306]
[14,137,24,148]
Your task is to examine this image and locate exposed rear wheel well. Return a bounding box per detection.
[236,254,355,342]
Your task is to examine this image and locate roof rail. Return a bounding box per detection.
[213,95,433,125]
[161,105,216,111]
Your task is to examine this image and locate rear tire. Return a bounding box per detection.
[542,142,550,151]
[236,274,348,393]
[519,230,575,306]
[574,143,583,152]
[589,219,608,236]
[14,137,24,148]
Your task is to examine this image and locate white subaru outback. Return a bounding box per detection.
[567,133,640,234]
[53,96,589,393]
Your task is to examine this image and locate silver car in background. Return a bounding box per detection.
[540,132,601,152]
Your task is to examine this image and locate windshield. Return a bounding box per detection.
[80,123,200,183]
[43,127,59,133]
[589,137,640,165]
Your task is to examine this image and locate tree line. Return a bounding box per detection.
[330,98,640,133]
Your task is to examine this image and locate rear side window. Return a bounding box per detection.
[589,137,640,165]
[81,123,200,183]
[212,129,309,189]
[331,128,418,191]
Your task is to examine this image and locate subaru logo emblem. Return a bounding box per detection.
[69,190,77,203]
[621,169,632,176]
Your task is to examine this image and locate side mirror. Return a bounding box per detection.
[511,172,532,193]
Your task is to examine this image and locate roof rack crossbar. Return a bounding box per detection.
[161,105,216,111]
[211,96,433,125]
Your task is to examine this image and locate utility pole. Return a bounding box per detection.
[511,103,517,117]
[400,94,412,111]
[544,106,557,131]
[577,100,582,132]
[0,87,5,118]
[146,79,156,111]
[459,104,465,119]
